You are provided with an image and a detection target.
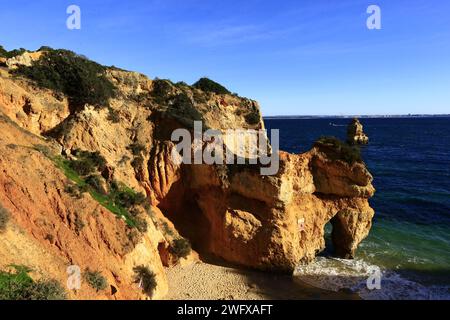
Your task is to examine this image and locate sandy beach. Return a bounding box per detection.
[164,260,358,300]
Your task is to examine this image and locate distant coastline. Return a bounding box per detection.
[264,114,450,119]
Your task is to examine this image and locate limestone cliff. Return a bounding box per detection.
[0,48,375,299]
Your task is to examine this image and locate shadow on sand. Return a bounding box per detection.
[200,255,361,300]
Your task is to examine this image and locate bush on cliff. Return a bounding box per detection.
[244,112,260,125]
[133,216,148,233]
[193,77,231,95]
[110,181,147,209]
[314,136,362,164]
[13,49,115,108]
[133,266,157,297]
[151,79,173,105]
[0,46,8,58]
[0,265,66,300]
[170,238,192,258]
[107,107,121,123]
[170,92,205,125]
[69,150,107,177]
[69,158,97,176]
[74,213,85,233]
[127,143,146,156]
[0,46,27,59]
[84,269,108,291]
[53,155,140,228]
[0,203,10,232]
[85,175,105,194]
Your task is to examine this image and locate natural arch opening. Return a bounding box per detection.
[319,221,335,257]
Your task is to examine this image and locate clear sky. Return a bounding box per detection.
[0,0,449,116]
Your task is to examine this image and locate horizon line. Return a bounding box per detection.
[263,114,450,118]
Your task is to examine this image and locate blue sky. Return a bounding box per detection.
[0,0,449,116]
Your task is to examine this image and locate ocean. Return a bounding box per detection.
[264,117,450,300]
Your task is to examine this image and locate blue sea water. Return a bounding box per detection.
[264,117,450,300]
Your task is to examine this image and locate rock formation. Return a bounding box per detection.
[347,118,369,145]
[0,48,375,299]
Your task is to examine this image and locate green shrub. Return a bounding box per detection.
[85,175,105,194]
[53,155,145,229]
[27,279,67,300]
[175,81,189,88]
[118,155,131,166]
[64,184,88,199]
[107,107,121,123]
[151,79,173,104]
[73,150,107,171]
[33,144,52,157]
[192,90,209,104]
[13,49,115,108]
[69,150,107,177]
[0,203,10,232]
[110,181,147,209]
[172,92,193,110]
[38,46,54,52]
[0,265,66,300]
[133,266,157,297]
[127,143,146,156]
[170,238,192,258]
[0,46,7,58]
[69,158,97,176]
[193,77,230,95]
[129,208,148,232]
[134,216,148,233]
[64,184,79,197]
[158,220,175,237]
[314,136,362,164]
[131,156,144,170]
[168,93,205,126]
[74,214,85,233]
[83,269,108,291]
[0,46,27,59]
[244,112,260,125]
[115,190,146,209]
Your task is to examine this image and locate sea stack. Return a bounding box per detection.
[347,118,369,145]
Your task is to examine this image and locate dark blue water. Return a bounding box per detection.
[264,117,450,299]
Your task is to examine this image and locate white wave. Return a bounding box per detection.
[294,257,450,300]
[329,123,346,127]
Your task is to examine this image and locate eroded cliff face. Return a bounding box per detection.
[157,149,374,272]
[0,49,375,299]
[0,114,168,300]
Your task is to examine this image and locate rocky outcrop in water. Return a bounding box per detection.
[347,118,369,145]
[0,48,375,299]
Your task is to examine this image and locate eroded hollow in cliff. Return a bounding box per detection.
[156,180,212,255]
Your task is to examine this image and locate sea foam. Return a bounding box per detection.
[294,257,450,300]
